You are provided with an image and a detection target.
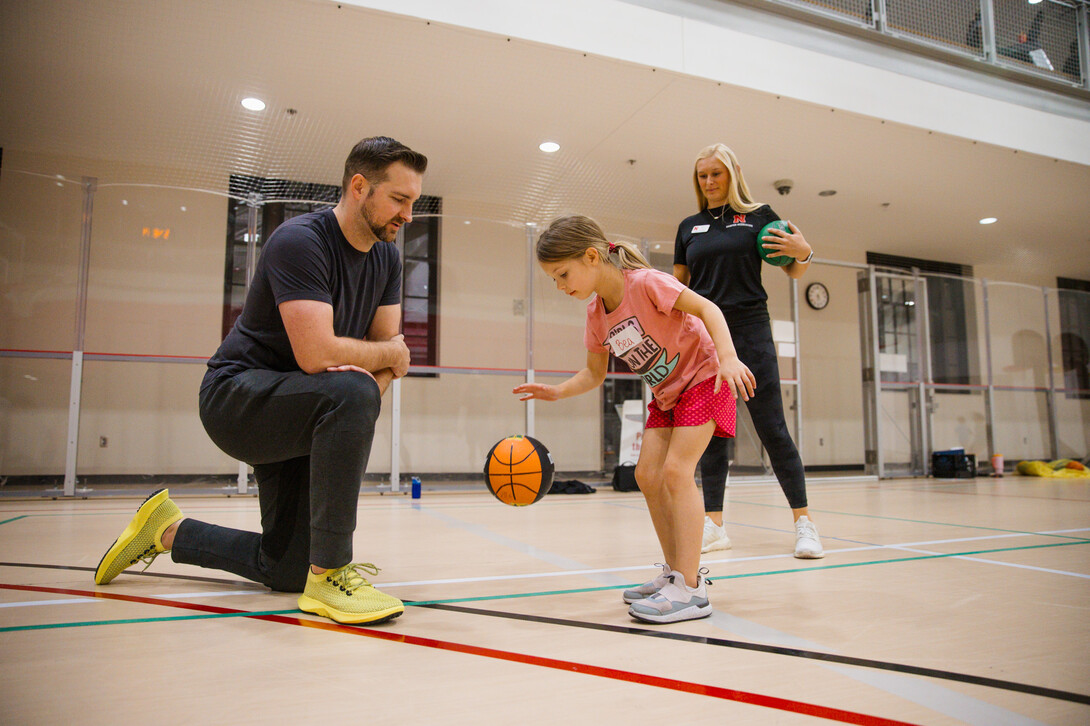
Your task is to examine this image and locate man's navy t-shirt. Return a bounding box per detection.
[673,204,780,326]
[204,208,402,387]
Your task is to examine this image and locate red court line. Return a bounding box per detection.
[0,583,921,726]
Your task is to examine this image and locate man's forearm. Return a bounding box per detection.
[328,336,400,373]
[371,368,395,396]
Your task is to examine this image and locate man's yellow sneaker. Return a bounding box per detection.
[297,563,404,624]
[94,489,182,585]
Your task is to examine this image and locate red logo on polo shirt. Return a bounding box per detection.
[733,214,746,224]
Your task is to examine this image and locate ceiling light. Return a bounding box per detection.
[1028,0,1043,4]
[979,217,998,225]
[241,97,266,111]
[538,141,560,153]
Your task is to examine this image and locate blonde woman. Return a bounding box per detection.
[674,143,824,559]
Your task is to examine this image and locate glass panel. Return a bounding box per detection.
[443,217,527,372]
[876,273,920,385]
[879,387,920,474]
[0,168,85,352]
[404,224,430,259]
[404,259,429,298]
[801,263,865,472]
[390,372,537,476]
[992,389,1052,462]
[1049,286,1089,461]
[987,282,1049,391]
[535,370,613,474]
[76,360,230,476]
[929,388,988,460]
[0,358,72,478]
[1054,394,1090,461]
[403,296,428,324]
[732,398,769,478]
[922,273,986,387]
[85,185,228,357]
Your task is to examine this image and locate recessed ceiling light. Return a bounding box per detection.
[121,200,128,205]
[241,97,266,111]
[539,141,560,153]
[979,217,998,225]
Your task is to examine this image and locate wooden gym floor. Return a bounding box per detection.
[1,476,1088,725]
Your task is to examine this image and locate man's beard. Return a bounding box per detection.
[363,195,399,242]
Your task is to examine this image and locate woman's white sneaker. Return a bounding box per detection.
[701,516,731,553]
[793,516,825,559]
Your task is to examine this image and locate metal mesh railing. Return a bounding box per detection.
[762,0,1088,88]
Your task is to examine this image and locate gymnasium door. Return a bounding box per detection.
[859,269,929,477]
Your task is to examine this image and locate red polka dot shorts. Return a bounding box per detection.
[646,376,736,438]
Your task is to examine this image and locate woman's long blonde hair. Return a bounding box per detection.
[536,215,650,270]
[693,143,761,214]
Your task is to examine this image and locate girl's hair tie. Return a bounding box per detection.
[607,242,617,254]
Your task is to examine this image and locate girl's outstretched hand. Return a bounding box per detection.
[715,356,756,401]
[513,382,560,401]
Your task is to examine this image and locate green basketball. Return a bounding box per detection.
[757,220,793,267]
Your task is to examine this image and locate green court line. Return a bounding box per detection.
[0,608,299,633]
[3,540,1086,631]
[0,516,28,526]
[730,499,1090,541]
[406,538,1090,606]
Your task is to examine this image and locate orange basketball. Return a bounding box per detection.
[484,435,554,506]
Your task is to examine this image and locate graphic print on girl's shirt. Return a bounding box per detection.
[605,316,679,388]
[585,267,720,411]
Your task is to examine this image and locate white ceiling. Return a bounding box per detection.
[1,0,1089,280]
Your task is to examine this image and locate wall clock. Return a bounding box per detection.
[806,282,829,310]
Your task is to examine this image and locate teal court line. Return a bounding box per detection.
[407,538,1090,606]
[2,540,1086,632]
[730,499,1090,541]
[0,608,299,633]
[0,516,29,526]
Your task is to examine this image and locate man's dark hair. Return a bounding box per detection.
[341,136,428,195]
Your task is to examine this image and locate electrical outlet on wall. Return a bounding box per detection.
[513,299,525,316]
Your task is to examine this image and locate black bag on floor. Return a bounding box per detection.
[611,462,639,492]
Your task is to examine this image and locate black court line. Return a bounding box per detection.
[5,560,1087,706]
[0,562,256,587]
[414,602,1090,706]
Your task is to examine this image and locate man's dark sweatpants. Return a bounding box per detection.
[171,368,381,593]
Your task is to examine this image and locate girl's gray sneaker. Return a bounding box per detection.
[628,574,712,624]
[622,563,674,604]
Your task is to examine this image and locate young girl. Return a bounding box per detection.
[513,215,755,624]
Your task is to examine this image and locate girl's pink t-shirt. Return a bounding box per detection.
[584,267,719,410]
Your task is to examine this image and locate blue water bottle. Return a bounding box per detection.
[411,476,421,499]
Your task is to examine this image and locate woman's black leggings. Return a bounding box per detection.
[700,317,807,511]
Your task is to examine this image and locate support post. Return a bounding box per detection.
[981,279,997,462]
[63,176,96,497]
[525,223,536,437]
